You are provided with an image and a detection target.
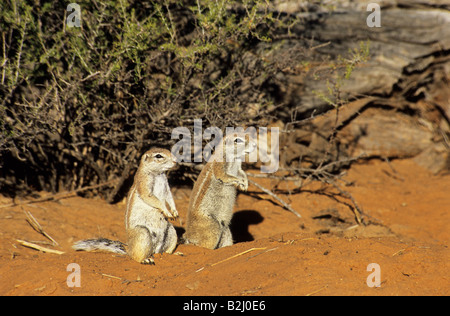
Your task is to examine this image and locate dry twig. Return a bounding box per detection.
[23,209,59,246]
[196,247,266,272]
[248,178,301,218]
[15,239,64,255]
[305,285,328,296]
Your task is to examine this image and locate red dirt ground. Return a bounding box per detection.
[0,158,448,296]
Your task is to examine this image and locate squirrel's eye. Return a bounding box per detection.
[234,138,243,143]
[155,154,163,159]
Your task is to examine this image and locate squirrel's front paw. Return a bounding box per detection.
[237,178,248,191]
[169,208,179,219]
[159,207,178,220]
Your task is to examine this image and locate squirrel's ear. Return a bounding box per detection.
[143,154,150,161]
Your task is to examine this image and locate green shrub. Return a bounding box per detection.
[0,0,291,199]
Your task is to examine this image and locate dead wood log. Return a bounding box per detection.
[267,0,450,173]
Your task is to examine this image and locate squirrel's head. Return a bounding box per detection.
[140,148,176,173]
[221,133,256,163]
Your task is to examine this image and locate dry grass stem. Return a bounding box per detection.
[248,178,301,218]
[15,239,64,255]
[196,247,267,272]
[23,209,59,246]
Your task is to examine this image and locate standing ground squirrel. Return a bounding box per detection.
[183,133,256,249]
[73,148,178,264]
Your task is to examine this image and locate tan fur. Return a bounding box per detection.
[183,133,256,249]
[125,148,178,264]
[73,148,178,265]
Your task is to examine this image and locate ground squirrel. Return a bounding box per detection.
[183,132,256,249]
[73,148,178,264]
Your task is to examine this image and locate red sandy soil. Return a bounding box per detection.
[0,159,448,296]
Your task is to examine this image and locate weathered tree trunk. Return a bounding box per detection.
[268,0,450,173]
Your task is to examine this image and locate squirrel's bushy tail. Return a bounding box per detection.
[72,238,127,255]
